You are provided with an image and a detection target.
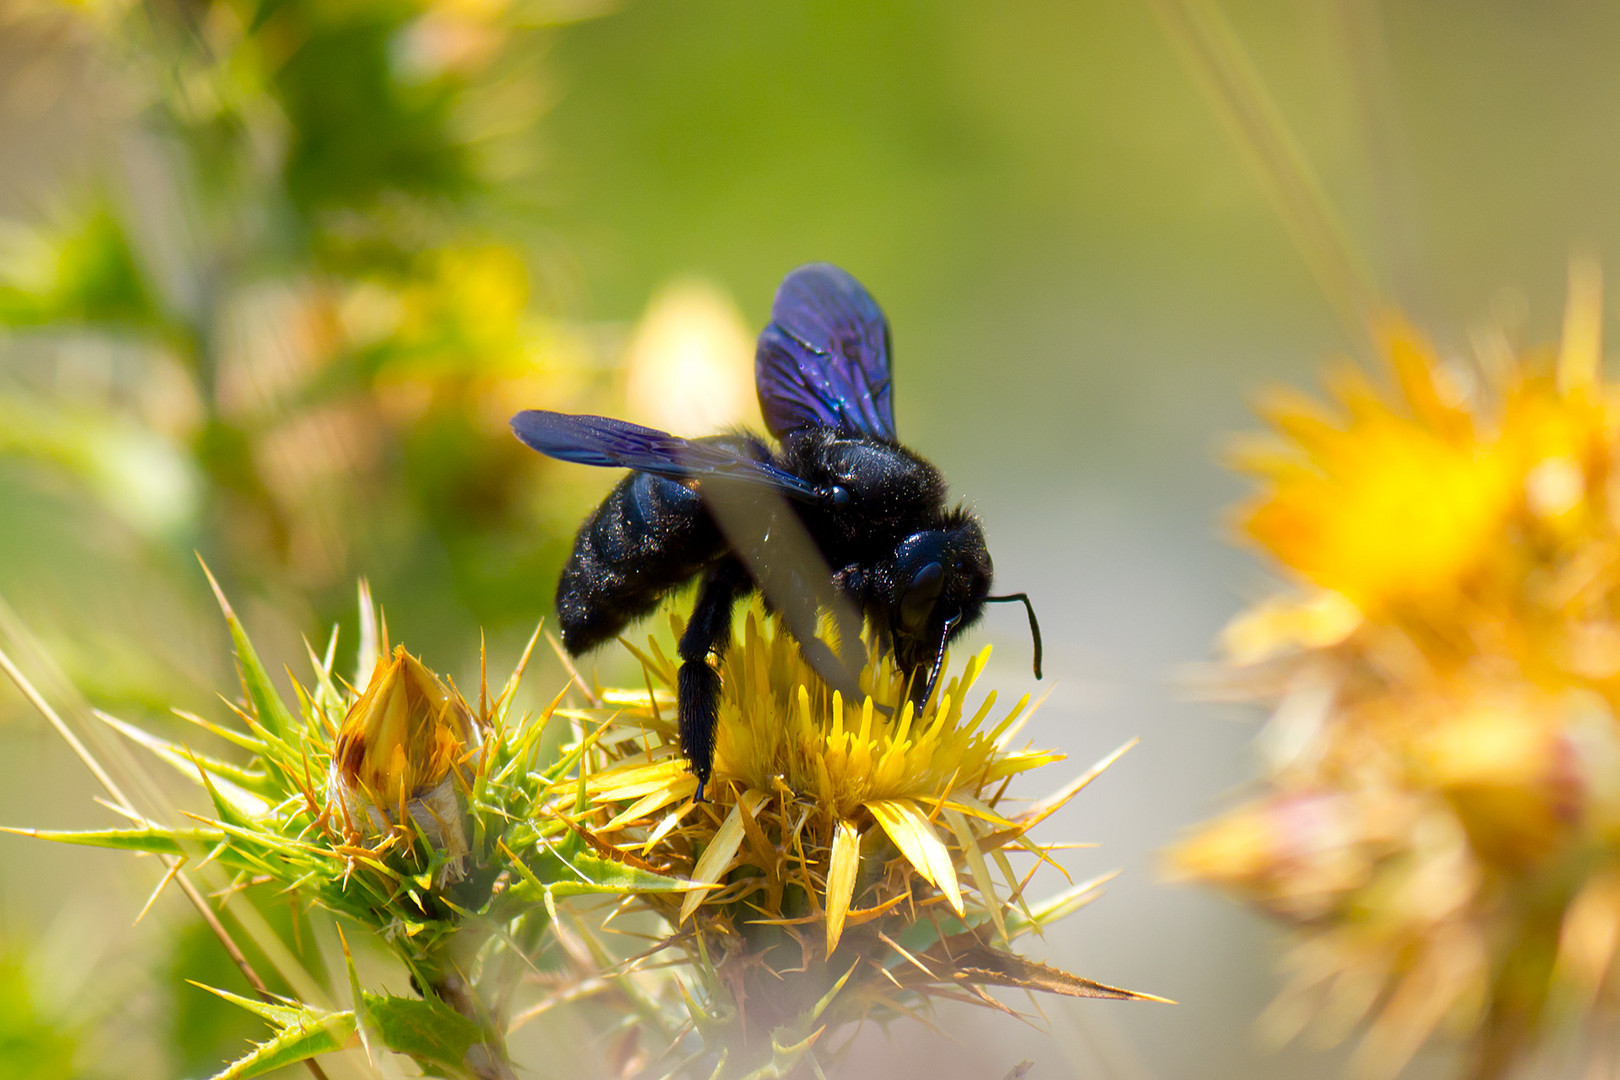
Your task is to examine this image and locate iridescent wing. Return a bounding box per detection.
[510,410,823,501]
[755,263,897,442]
[512,407,865,698]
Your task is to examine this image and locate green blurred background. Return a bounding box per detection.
[3,0,1619,1076]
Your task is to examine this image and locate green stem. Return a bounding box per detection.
[425,961,516,1080]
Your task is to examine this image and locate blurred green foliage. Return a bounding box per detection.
[0,952,81,1080]
[0,0,599,713]
[0,1,599,1074]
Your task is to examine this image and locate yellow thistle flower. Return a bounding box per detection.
[330,644,483,876]
[584,611,1058,946]
[564,606,1153,1063]
[1175,264,1620,1077]
[1235,322,1518,618]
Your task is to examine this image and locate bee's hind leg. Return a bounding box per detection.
[677,560,749,802]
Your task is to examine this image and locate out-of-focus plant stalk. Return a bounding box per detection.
[1147,0,1384,342]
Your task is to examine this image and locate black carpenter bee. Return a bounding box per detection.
[511,263,1041,799]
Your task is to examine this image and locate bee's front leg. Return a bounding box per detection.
[677,559,749,802]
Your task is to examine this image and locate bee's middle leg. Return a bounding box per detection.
[677,559,749,802]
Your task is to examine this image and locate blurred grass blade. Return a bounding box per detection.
[2,591,332,1018]
[1147,0,1383,338]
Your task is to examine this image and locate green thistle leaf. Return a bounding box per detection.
[0,825,224,857]
[357,989,485,1078]
[201,561,300,743]
[191,984,356,1080]
[96,711,277,800]
[511,847,692,901]
[553,849,693,896]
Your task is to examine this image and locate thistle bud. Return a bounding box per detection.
[330,645,480,880]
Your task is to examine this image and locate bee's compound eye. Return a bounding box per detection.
[899,561,944,631]
[829,484,852,506]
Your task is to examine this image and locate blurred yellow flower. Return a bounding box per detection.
[1176,265,1620,1078]
[1236,321,1518,616]
[622,277,760,435]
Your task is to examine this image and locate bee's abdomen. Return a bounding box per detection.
[556,471,724,653]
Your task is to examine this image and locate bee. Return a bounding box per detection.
[511,263,1041,799]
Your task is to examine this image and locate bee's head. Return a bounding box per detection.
[884,515,993,705]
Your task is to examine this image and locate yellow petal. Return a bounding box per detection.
[1376,314,1462,430]
[945,807,1005,945]
[603,783,691,832]
[825,820,861,956]
[585,759,689,801]
[680,789,763,923]
[868,798,962,915]
[639,805,689,856]
[988,692,1032,748]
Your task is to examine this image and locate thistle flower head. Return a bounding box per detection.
[1175,267,1620,1077]
[588,612,1054,935]
[329,643,485,881]
[1236,329,1518,616]
[570,607,1155,1073]
[716,614,1046,824]
[334,646,477,808]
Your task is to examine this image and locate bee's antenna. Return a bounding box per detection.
[984,593,1043,680]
